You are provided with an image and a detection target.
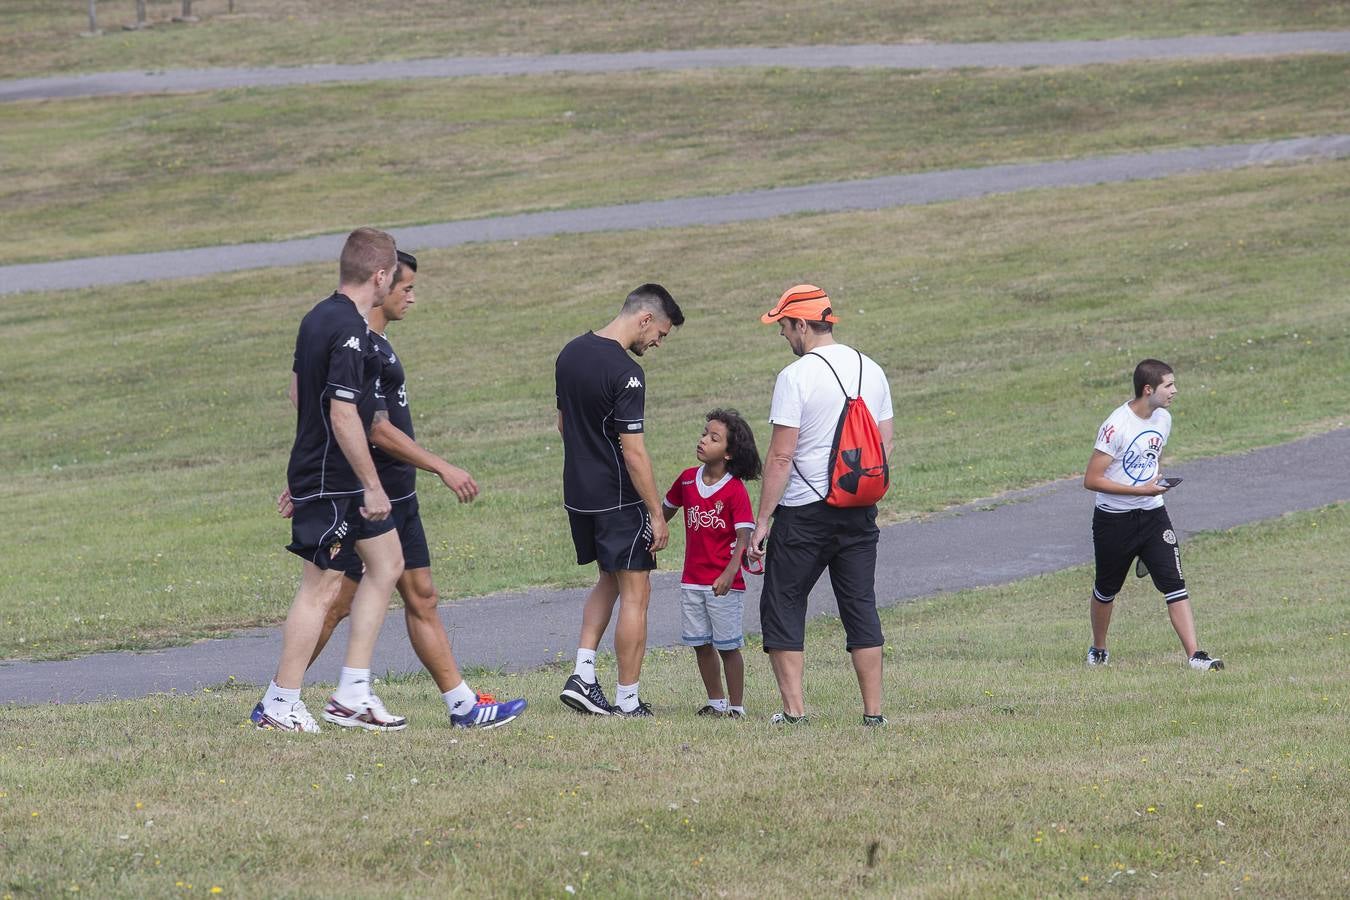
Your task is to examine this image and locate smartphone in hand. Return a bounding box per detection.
[1158,477,1183,489]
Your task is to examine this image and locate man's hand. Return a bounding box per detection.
[360,484,392,521]
[647,514,669,553]
[1141,475,1171,496]
[437,464,480,503]
[747,522,770,562]
[277,487,294,519]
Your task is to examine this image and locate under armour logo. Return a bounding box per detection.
[836,447,885,495]
[625,377,642,389]
[342,336,361,351]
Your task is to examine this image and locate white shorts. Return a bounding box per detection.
[680,587,745,650]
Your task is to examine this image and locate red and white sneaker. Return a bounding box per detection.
[322,693,408,731]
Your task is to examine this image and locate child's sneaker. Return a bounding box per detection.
[726,709,744,720]
[1086,646,1110,667]
[322,693,408,731]
[450,692,527,730]
[251,699,320,733]
[559,673,613,715]
[695,704,724,717]
[862,714,888,727]
[1188,651,1224,671]
[770,711,809,725]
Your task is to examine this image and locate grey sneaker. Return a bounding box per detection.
[862,714,888,727]
[1086,646,1110,667]
[769,711,809,725]
[1188,651,1224,671]
[559,674,613,715]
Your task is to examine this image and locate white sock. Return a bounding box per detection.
[615,681,639,712]
[264,681,300,713]
[729,705,746,716]
[334,667,371,705]
[574,649,598,683]
[707,698,729,713]
[443,680,478,716]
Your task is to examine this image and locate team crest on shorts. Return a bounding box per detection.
[1162,529,1177,545]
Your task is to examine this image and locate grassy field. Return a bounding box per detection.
[1,504,1345,897]
[3,55,1348,265]
[4,0,1349,79]
[2,161,1347,660]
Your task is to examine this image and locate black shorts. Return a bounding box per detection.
[567,505,657,572]
[286,494,396,572]
[342,494,430,580]
[1092,505,1188,603]
[759,501,884,653]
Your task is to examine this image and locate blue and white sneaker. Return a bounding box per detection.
[450,693,528,730]
[251,699,320,733]
[1086,646,1110,667]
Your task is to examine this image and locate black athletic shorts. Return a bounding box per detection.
[567,505,657,572]
[343,494,430,580]
[1092,505,1188,604]
[286,494,397,572]
[759,501,883,653]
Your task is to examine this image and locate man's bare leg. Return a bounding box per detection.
[577,570,620,652]
[343,529,403,669]
[1167,598,1199,658]
[613,569,651,685]
[768,649,806,717]
[308,576,357,668]
[1090,596,1114,650]
[850,646,883,717]
[398,567,461,692]
[275,562,345,689]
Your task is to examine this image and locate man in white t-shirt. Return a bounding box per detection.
[747,284,895,726]
[1082,359,1223,671]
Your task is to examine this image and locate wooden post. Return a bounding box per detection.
[131,0,146,29]
[83,0,101,35]
[174,0,198,22]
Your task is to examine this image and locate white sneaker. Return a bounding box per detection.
[1188,651,1224,672]
[251,699,320,733]
[322,693,408,731]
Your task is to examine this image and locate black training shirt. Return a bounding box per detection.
[370,330,417,502]
[287,293,382,500]
[555,331,647,513]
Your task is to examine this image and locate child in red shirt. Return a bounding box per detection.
[663,409,761,718]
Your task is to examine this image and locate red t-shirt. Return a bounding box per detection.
[663,466,755,590]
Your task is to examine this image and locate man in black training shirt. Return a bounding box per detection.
[251,227,407,734]
[556,283,684,718]
[285,251,527,729]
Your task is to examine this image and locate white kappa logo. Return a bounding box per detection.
[1162,529,1177,545]
[625,376,642,389]
[342,336,361,351]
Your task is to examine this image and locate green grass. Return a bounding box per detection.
[2,161,1347,660]
[4,55,1348,265]
[1,504,1345,897]
[4,0,1349,79]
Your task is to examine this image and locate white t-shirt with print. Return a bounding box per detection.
[769,342,893,507]
[1092,401,1171,511]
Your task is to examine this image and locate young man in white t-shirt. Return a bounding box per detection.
[1082,359,1223,671]
[747,284,895,726]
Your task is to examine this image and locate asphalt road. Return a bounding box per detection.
[3,31,1348,102]
[3,134,1348,296]
[4,428,1346,706]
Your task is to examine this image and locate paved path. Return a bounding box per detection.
[4,429,1346,706]
[3,31,1348,102]
[4,134,1348,297]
